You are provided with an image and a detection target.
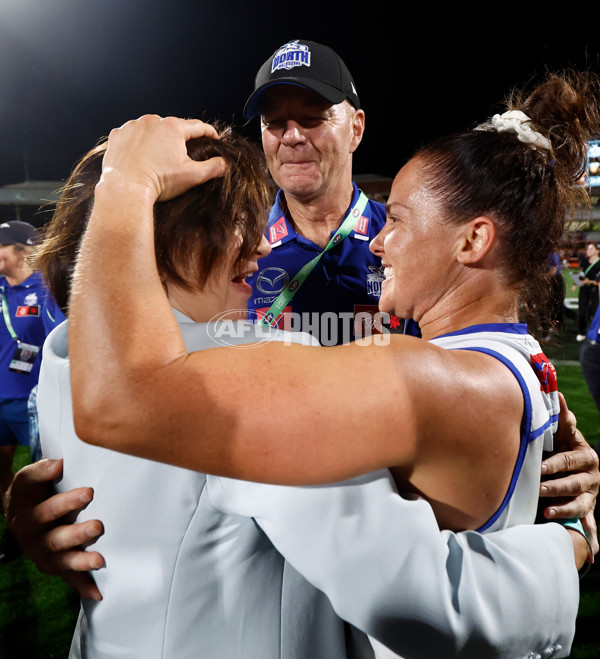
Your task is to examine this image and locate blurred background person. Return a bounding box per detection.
[0,220,46,562]
[548,250,566,333]
[576,241,600,340]
[579,297,600,464]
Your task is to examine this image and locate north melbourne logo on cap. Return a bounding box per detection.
[271,41,311,72]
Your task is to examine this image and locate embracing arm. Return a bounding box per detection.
[4,460,104,600]
[70,117,520,503]
[210,473,581,658]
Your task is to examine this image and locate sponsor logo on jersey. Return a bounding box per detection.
[16,305,40,317]
[256,267,289,295]
[271,41,311,72]
[531,353,558,394]
[24,292,38,306]
[354,216,369,235]
[366,265,384,298]
[269,217,288,244]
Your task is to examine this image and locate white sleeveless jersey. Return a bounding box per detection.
[430,323,559,533]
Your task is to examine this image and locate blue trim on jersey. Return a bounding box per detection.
[529,417,556,440]
[434,323,528,340]
[455,346,533,534]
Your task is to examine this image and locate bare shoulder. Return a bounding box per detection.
[388,340,525,530]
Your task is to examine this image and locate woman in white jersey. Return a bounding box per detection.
[67,72,600,534]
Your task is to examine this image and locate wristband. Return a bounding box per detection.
[555,517,594,578]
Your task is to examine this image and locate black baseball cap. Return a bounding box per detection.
[244,39,360,120]
[0,220,39,246]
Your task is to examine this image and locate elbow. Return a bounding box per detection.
[71,385,127,450]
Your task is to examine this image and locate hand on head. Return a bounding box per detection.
[102,115,228,202]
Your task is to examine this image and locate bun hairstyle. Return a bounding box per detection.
[414,70,600,337]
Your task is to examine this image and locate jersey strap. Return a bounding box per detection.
[259,191,369,327]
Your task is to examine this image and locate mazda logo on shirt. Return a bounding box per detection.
[256,267,289,295]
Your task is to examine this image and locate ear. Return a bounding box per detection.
[456,216,496,265]
[349,109,365,153]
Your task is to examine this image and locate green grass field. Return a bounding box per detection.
[1,302,599,658]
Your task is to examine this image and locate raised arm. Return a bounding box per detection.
[70,116,520,497]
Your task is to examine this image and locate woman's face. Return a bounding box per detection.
[586,243,599,260]
[369,157,464,322]
[166,234,271,323]
[0,244,21,278]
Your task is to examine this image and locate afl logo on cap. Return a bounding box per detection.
[272,41,311,72]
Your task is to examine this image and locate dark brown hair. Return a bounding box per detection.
[414,70,600,337]
[34,126,270,314]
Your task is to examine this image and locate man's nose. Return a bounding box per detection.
[281,121,305,145]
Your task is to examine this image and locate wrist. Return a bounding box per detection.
[567,528,592,571]
[558,518,594,576]
[95,168,159,205]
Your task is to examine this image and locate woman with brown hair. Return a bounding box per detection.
[71,73,598,514]
[60,73,600,654]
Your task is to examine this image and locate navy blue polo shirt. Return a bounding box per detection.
[0,271,49,398]
[586,303,600,341]
[247,183,418,345]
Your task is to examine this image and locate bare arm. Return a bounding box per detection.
[68,116,521,526]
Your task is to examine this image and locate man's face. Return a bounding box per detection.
[260,85,364,202]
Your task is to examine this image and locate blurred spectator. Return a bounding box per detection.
[579,300,600,465]
[576,242,600,341]
[0,220,48,562]
[548,251,566,332]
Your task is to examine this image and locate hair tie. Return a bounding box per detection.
[491,110,551,151]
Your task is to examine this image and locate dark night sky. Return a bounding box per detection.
[1,0,599,189]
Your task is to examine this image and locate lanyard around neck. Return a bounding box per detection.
[260,191,369,327]
[0,287,19,341]
[584,258,600,277]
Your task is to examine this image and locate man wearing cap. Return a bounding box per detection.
[244,39,415,345]
[0,221,47,504]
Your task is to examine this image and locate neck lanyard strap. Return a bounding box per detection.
[260,191,369,326]
[585,258,599,277]
[0,287,19,341]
